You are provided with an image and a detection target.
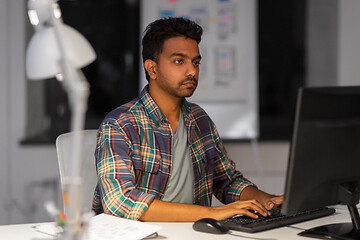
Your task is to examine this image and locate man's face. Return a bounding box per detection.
[149,36,201,99]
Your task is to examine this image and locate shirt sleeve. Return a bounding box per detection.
[210,122,256,204]
[96,122,155,220]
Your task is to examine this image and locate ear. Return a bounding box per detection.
[144,59,157,80]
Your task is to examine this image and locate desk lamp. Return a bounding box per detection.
[25,0,96,239]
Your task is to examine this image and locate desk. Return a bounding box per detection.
[0,206,353,240]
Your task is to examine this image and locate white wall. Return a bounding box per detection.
[338,0,360,86]
[0,0,10,226]
[306,0,338,86]
[225,141,289,196]
[307,0,360,87]
[0,0,59,225]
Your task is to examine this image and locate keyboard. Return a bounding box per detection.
[220,207,336,233]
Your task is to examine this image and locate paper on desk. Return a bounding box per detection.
[88,213,161,240]
[35,213,161,240]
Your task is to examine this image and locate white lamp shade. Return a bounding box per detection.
[26,24,96,80]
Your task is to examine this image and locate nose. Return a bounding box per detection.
[186,62,197,77]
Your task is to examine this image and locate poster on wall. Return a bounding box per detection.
[140,0,258,139]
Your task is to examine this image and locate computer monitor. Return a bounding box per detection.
[281,86,360,239]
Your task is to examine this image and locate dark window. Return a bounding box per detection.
[22,0,140,144]
[258,0,306,140]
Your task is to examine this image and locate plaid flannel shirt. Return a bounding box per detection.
[92,86,254,220]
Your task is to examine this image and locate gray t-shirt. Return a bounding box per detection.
[162,110,195,204]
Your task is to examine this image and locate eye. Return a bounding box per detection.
[193,61,201,66]
[174,59,184,64]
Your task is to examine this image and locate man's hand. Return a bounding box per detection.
[240,186,284,210]
[139,187,284,222]
[210,199,271,220]
[264,195,284,210]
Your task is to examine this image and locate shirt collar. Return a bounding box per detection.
[139,85,193,126]
[181,98,192,117]
[140,85,166,126]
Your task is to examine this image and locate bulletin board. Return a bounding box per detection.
[140,0,258,140]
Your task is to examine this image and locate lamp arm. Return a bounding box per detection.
[49,1,90,239]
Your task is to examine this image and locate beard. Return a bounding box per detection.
[177,76,198,97]
[155,69,199,99]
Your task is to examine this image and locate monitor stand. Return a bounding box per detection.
[299,184,360,240]
[299,218,360,239]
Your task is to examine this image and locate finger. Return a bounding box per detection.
[235,200,270,217]
[267,196,284,209]
[273,195,284,204]
[234,209,260,219]
[265,199,275,210]
[249,202,271,217]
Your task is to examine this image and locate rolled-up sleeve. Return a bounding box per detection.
[96,122,155,220]
[211,124,255,204]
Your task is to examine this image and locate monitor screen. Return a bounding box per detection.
[281,86,360,239]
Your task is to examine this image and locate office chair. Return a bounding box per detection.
[56,129,98,214]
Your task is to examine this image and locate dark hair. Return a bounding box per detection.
[142,17,203,81]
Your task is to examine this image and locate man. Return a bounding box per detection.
[92,17,283,222]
